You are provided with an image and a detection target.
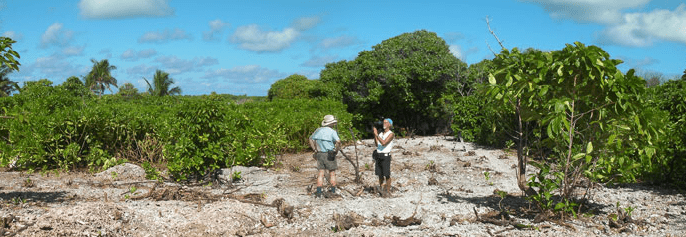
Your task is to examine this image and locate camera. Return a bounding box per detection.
[373,120,384,131]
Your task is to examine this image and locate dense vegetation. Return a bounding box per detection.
[0,31,684,212]
[0,77,353,181]
[319,30,471,135]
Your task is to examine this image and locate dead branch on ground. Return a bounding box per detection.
[389,194,423,227]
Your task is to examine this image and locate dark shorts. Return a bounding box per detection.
[315,152,337,170]
[374,152,391,179]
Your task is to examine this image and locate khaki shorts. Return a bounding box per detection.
[315,152,337,170]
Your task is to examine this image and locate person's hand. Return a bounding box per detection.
[372,127,378,135]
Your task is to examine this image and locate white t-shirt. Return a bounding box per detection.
[376,131,394,154]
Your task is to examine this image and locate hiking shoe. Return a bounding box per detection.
[376,186,388,197]
[315,191,323,198]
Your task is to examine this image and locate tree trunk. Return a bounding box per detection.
[515,97,537,196]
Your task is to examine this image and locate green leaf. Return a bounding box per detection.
[607,134,617,145]
[596,58,604,67]
[572,153,586,161]
[645,147,655,158]
[539,86,548,96]
[555,202,566,211]
[586,142,593,154]
[488,74,496,85]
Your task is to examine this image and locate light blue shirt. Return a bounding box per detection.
[310,127,340,152]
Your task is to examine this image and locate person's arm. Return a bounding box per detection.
[309,138,318,152]
[377,132,394,147]
[334,140,341,152]
[373,127,379,146]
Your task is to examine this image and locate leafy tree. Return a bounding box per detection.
[117,82,140,98]
[0,37,20,71]
[487,42,660,207]
[144,70,181,96]
[85,59,118,96]
[0,66,19,97]
[321,30,468,135]
[64,76,83,86]
[446,59,505,143]
[267,74,330,101]
[268,74,311,100]
[60,76,90,97]
[647,73,686,187]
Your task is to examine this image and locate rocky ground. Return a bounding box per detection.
[0,136,684,236]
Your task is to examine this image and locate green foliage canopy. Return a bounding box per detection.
[487,42,662,200]
[321,30,468,135]
[267,74,321,100]
[0,80,353,180]
[646,75,686,186]
[117,82,140,98]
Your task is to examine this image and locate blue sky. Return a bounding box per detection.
[1,0,685,96]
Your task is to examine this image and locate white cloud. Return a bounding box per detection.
[202,65,284,83]
[521,0,650,24]
[301,55,339,67]
[230,25,299,52]
[292,16,321,31]
[62,45,85,56]
[229,16,319,52]
[2,31,24,41]
[197,57,219,67]
[320,35,359,49]
[138,28,192,43]
[138,49,157,58]
[98,49,112,59]
[618,55,660,69]
[126,64,157,77]
[78,0,174,19]
[40,23,74,48]
[598,4,686,46]
[443,32,464,43]
[120,48,158,61]
[202,19,230,42]
[25,54,89,82]
[154,55,218,74]
[449,45,464,60]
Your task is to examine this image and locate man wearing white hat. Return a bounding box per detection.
[309,115,341,198]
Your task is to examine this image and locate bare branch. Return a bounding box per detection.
[486,16,505,50]
[486,39,497,57]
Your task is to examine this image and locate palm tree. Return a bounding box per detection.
[0,65,19,97]
[85,59,117,96]
[144,69,182,96]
